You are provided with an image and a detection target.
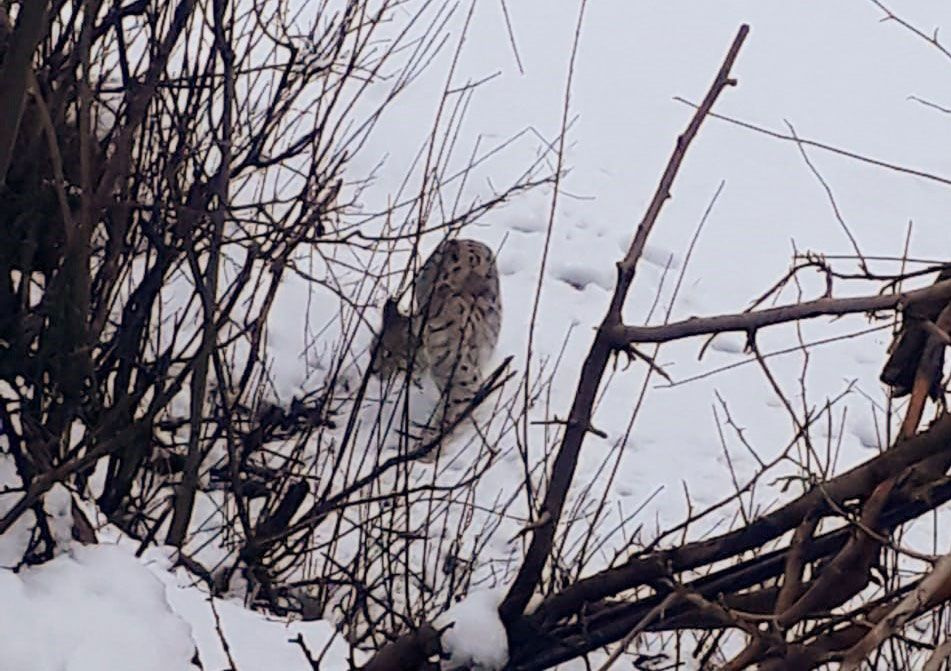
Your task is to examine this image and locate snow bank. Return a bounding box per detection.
[0,539,354,671]
[0,544,195,671]
[435,588,508,671]
[152,546,353,671]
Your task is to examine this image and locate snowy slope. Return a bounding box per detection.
[4,1,951,669]
[273,0,951,565]
[0,538,353,671]
[266,0,951,660]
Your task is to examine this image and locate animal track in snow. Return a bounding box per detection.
[615,235,681,269]
[507,217,546,234]
[851,422,881,449]
[552,263,613,292]
[852,349,879,366]
[496,250,527,276]
[709,333,746,354]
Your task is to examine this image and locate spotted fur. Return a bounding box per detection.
[373,239,501,449]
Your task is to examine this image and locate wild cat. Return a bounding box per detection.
[372,239,502,457]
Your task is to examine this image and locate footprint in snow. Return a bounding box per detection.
[496,250,526,277]
[615,236,681,269]
[851,423,881,449]
[641,244,682,269]
[710,333,746,354]
[552,263,612,292]
[508,217,546,234]
[852,349,879,366]
[615,483,635,497]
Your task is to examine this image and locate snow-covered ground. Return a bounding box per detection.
[4,1,951,669]
[0,537,353,671]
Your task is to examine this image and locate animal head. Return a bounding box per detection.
[370,298,418,380]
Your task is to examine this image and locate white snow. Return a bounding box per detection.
[0,544,194,671]
[435,588,509,671]
[0,538,354,671]
[154,547,353,671]
[44,484,74,554]
[552,261,614,293]
[5,1,951,669]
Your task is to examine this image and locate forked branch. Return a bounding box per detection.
[610,278,951,346]
[497,23,751,626]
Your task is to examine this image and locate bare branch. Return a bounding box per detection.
[498,23,750,626]
[612,277,951,345]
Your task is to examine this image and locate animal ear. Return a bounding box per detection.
[382,298,401,324]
